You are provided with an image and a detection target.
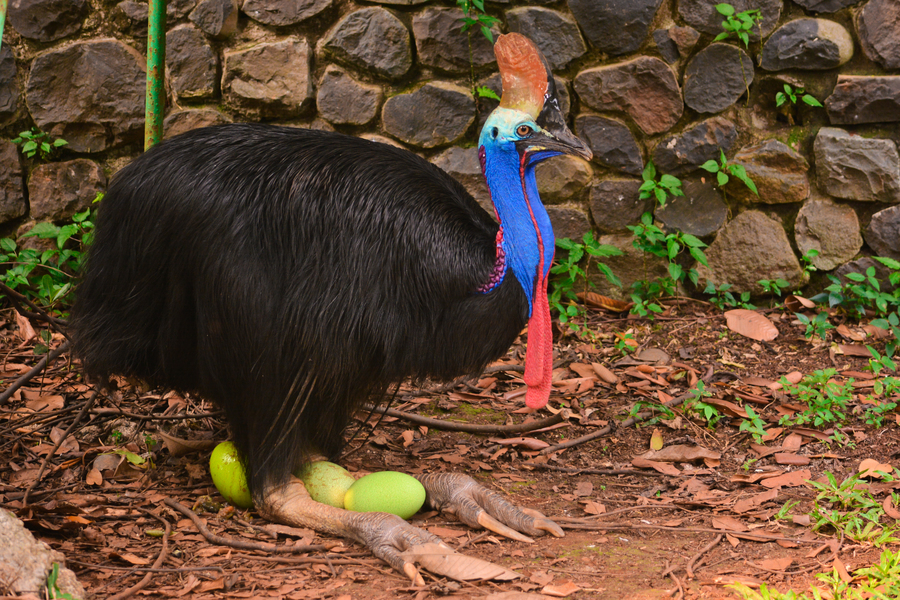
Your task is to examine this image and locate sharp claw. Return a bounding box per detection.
[521,508,565,537]
[404,562,425,586]
[477,510,534,543]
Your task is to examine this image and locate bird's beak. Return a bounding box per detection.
[526,125,593,162]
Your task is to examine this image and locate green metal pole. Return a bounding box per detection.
[0,0,8,54]
[145,0,166,150]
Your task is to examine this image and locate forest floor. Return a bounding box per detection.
[2,298,900,600]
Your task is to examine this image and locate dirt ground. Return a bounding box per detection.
[2,298,898,599]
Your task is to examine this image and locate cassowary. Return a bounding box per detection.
[69,33,592,582]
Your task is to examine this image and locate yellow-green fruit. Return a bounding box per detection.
[209,442,253,509]
[297,461,356,508]
[343,471,426,520]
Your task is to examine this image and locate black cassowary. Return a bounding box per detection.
[69,34,592,582]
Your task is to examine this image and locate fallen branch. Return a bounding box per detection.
[686,533,722,579]
[108,509,171,600]
[0,341,69,407]
[363,404,564,434]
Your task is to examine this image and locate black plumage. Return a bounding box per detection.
[70,123,528,499]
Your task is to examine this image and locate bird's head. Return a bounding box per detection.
[477,34,591,411]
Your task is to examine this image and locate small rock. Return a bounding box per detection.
[574,57,683,135]
[320,7,412,80]
[382,82,474,148]
[0,47,19,118]
[189,0,238,38]
[684,43,754,114]
[412,7,495,74]
[27,159,106,221]
[656,178,727,238]
[166,25,217,100]
[795,198,862,270]
[568,0,663,56]
[163,109,232,139]
[865,205,900,260]
[589,179,652,234]
[506,7,586,69]
[9,0,87,42]
[653,29,680,64]
[575,115,643,176]
[546,205,591,243]
[792,0,857,12]
[678,0,782,39]
[431,146,491,213]
[726,139,810,205]
[317,66,382,126]
[536,155,593,204]
[760,19,853,71]
[0,142,25,224]
[814,128,900,203]
[858,0,900,70]
[825,76,900,125]
[222,39,314,118]
[698,210,806,294]
[652,117,737,176]
[242,0,331,27]
[669,26,701,57]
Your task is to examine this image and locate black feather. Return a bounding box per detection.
[69,123,528,498]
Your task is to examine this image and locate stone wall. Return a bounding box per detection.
[2,0,899,298]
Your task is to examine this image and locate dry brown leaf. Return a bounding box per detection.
[733,488,779,514]
[529,570,553,586]
[568,363,598,379]
[85,468,103,486]
[485,593,548,600]
[837,344,873,357]
[760,469,812,489]
[576,291,631,312]
[833,556,852,584]
[759,557,793,571]
[156,431,220,456]
[491,437,550,450]
[399,543,519,581]
[784,371,804,384]
[711,515,748,532]
[858,458,892,479]
[724,309,779,341]
[784,295,816,312]
[774,453,810,466]
[26,395,65,412]
[591,363,618,384]
[883,496,900,520]
[541,581,581,598]
[631,457,681,476]
[583,500,605,515]
[15,312,36,343]
[639,444,720,463]
[649,428,663,451]
[836,324,866,341]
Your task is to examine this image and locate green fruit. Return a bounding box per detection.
[297,461,356,508]
[344,471,426,520]
[209,442,253,509]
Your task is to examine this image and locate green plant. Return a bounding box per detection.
[626,400,676,426]
[109,430,125,445]
[822,258,900,318]
[778,369,851,428]
[549,233,622,339]
[474,85,500,101]
[639,161,683,206]
[683,380,723,427]
[703,281,753,310]
[12,127,68,161]
[776,84,823,109]
[738,404,767,443]
[758,277,790,296]
[457,0,500,42]
[0,208,95,313]
[46,562,79,600]
[809,472,899,546]
[713,3,763,48]
[773,499,800,522]
[701,150,759,197]
[796,311,834,341]
[614,331,636,355]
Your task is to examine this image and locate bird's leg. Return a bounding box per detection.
[415,473,564,542]
[256,475,516,585]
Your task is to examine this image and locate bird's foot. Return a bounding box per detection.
[415,472,564,542]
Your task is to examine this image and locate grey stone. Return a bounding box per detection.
[793,0,858,12]
[836,257,897,292]
[547,205,591,243]
[593,232,669,300]
[684,43,754,114]
[574,57,683,136]
[0,509,85,598]
[25,39,145,153]
[506,7,586,70]
[166,25,217,100]
[28,159,106,221]
[163,109,232,139]
[0,47,19,118]
[656,178,728,238]
[369,0,428,4]
[678,0,782,39]
[382,82,473,148]
[242,0,330,27]
[858,0,900,70]
[412,7,495,74]
[189,0,238,38]
[223,40,314,119]
[865,205,900,260]
[698,210,806,293]
[589,179,653,234]
[760,19,853,71]
[814,128,900,203]
[168,0,198,18]
[826,76,900,125]
[321,7,412,80]
[575,115,643,176]
[431,146,491,213]
[8,0,87,42]
[653,30,680,64]
[535,155,593,205]
[727,139,810,205]
[568,0,663,56]
[114,1,149,36]
[317,66,382,126]
[670,26,701,57]
[0,142,25,224]
[652,117,737,176]
[795,198,862,271]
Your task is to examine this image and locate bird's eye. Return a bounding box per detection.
[516,124,533,137]
[492,127,499,139]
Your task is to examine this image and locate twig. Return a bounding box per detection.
[524,463,680,477]
[107,509,171,600]
[0,341,70,407]
[0,281,69,329]
[686,533,722,579]
[89,407,224,421]
[22,386,100,506]
[162,498,332,554]
[70,560,224,575]
[661,560,684,600]
[363,404,564,434]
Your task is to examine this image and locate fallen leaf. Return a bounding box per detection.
[784,295,816,312]
[733,488,779,514]
[639,444,720,463]
[400,543,519,581]
[774,453,810,466]
[712,516,748,532]
[541,581,581,597]
[591,363,618,384]
[649,428,663,451]
[858,458,892,479]
[760,470,812,489]
[491,437,550,450]
[883,496,900,520]
[577,291,631,312]
[631,457,681,476]
[157,431,219,456]
[583,500,605,515]
[725,309,779,341]
[574,481,593,497]
[836,344,872,357]
[85,468,103,486]
[759,557,793,571]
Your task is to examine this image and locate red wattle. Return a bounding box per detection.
[523,273,552,409]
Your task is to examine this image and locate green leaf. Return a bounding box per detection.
[689,246,708,267]
[775,92,786,107]
[801,94,822,107]
[639,179,657,192]
[659,174,682,189]
[700,159,719,173]
[0,238,15,253]
[716,3,735,16]
[680,234,706,248]
[480,24,494,42]
[874,256,900,270]
[654,187,667,205]
[668,262,683,281]
[845,272,865,282]
[713,32,729,42]
[23,222,61,239]
[642,161,657,181]
[475,86,500,101]
[53,138,68,148]
[716,171,729,186]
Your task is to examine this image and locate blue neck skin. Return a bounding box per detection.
[478,113,558,318]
